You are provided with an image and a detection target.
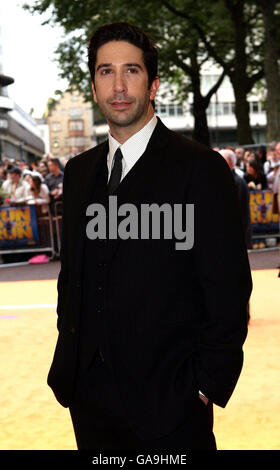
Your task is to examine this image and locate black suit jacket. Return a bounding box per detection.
[47,118,252,439]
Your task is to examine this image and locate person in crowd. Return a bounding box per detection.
[45,158,64,201]
[234,147,246,173]
[220,149,252,321]
[264,146,277,174]
[25,174,50,214]
[244,156,267,190]
[0,162,7,187]
[21,162,32,171]
[22,169,33,185]
[38,160,50,181]
[275,141,280,161]
[255,145,266,169]
[272,164,280,215]
[234,147,246,178]
[243,150,254,165]
[47,22,252,451]
[60,156,71,167]
[264,147,280,189]
[219,149,251,249]
[1,167,29,204]
[2,157,15,171]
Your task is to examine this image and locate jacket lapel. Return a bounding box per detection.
[104,118,170,268]
[75,117,171,278]
[75,140,108,280]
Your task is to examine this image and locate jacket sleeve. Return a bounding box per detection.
[190,149,252,408]
[56,161,71,331]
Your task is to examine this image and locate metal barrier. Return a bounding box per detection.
[0,203,59,261]
[52,200,63,254]
[0,189,279,263]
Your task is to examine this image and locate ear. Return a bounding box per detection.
[149,76,160,101]
[91,81,98,104]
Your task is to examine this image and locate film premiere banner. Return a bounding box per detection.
[0,205,39,248]
[250,189,279,234]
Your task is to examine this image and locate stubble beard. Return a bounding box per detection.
[99,93,151,129]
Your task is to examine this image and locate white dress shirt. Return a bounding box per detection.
[107,114,158,182]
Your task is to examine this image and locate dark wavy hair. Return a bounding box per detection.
[88,22,158,89]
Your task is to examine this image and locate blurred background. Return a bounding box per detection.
[0,0,279,450]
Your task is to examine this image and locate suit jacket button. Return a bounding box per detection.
[76,282,81,288]
[70,327,76,333]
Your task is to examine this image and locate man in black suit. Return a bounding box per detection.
[219,149,252,249]
[47,22,252,451]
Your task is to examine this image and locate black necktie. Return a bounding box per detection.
[107,148,123,194]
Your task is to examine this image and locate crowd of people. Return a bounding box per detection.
[0,154,69,216]
[216,142,280,249]
[0,141,279,249]
[215,141,280,194]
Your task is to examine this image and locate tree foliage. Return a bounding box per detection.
[23,0,280,145]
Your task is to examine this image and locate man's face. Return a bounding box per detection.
[39,163,48,176]
[10,173,20,184]
[235,148,244,160]
[275,142,280,160]
[48,161,57,174]
[92,41,159,132]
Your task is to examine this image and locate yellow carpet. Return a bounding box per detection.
[0,269,279,450]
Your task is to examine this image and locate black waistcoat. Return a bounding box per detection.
[77,153,109,372]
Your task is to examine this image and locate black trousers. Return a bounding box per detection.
[69,350,216,451]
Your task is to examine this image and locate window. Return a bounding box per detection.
[66,136,88,147]
[69,107,82,117]
[222,103,231,115]
[206,103,214,116]
[168,104,175,116]
[69,120,84,131]
[155,103,184,117]
[52,121,61,132]
[216,103,223,115]
[160,104,167,116]
[207,102,234,116]
[177,105,183,116]
[250,102,259,114]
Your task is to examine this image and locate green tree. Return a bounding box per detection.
[256,0,280,142]
[23,0,227,146]
[161,0,266,144]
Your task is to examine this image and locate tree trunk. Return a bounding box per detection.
[259,0,280,142]
[188,46,211,147]
[231,76,253,145]
[225,0,254,144]
[192,92,211,147]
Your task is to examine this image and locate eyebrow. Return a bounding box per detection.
[96,63,143,72]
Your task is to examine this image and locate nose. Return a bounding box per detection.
[113,70,126,94]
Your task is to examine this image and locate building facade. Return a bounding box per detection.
[47,90,94,159]
[35,117,50,154]
[0,23,45,164]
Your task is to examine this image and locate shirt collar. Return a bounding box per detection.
[108,115,157,173]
